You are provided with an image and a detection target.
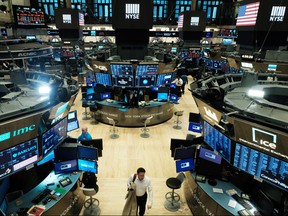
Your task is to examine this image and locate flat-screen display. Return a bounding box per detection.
[203,121,231,162]
[41,117,67,158]
[110,63,133,76]
[13,5,46,28]
[68,111,76,121]
[78,159,97,173]
[199,147,222,164]
[78,145,98,161]
[67,120,79,132]
[81,139,103,157]
[135,76,156,87]
[234,143,288,192]
[174,146,196,160]
[100,92,111,100]
[267,64,277,71]
[176,158,194,173]
[113,76,134,87]
[156,73,174,86]
[26,35,36,40]
[95,73,112,86]
[169,94,178,103]
[171,47,177,52]
[170,138,200,157]
[222,38,233,45]
[241,62,253,69]
[54,147,78,162]
[157,92,168,101]
[0,138,39,180]
[54,159,78,174]
[136,64,158,76]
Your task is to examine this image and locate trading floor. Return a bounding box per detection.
[67,76,197,215]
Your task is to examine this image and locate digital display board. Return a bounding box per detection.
[203,121,232,162]
[78,159,97,173]
[112,76,134,87]
[110,63,133,76]
[13,5,46,28]
[234,143,288,191]
[41,117,67,158]
[95,73,112,86]
[0,138,39,179]
[135,76,156,87]
[136,63,158,76]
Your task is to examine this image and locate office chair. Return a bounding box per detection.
[107,117,119,139]
[140,116,153,138]
[173,111,184,130]
[82,99,91,120]
[164,172,185,211]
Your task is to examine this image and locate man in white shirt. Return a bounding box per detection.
[172,75,184,97]
[127,167,153,216]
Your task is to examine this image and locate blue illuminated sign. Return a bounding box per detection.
[0,124,36,143]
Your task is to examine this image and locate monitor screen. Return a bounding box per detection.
[13,5,46,28]
[78,145,98,161]
[81,139,103,157]
[110,63,133,76]
[0,138,39,180]
[198,147,222,164]
[203,121,231,162]
[171,47,177,52]
[267,64,277,71]
[95,73,112,86]
[222,38,233,45]
[136,64,158,76]
[113,76,134,87]
[169,94,178,103]
[100,92,111,100]
[78,159,97,173]
[41,117,67,158]
[67,119,79,132]
[54,159,78,174]
[234,143,288,192]
[241,62,253,69]
[157,92,168,101]
[176,158,194,173]
[135,76,156,88]
[86,87,95,96]
[54,147,78,162]
[61,46,75,58]
[26,35,36,40]
[174,146,196,160]
[156,73,174,86]
[68,110,77,120]
[170,138,198,157]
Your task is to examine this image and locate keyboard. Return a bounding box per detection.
[232,194,253,210]
[32,188,51,204]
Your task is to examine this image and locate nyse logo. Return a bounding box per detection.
[270,6,286,22]
[252,128,277,150]
[125,4,140,19]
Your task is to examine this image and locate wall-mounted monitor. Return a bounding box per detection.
[41,117,67,158]
[135,76,156,88]
[12,5,46,28]
[203,121,232,162]
[136,63,158,76]
[95,73,112,86]
[176,158,194,173]
[110,63,133,76]
[77,145,98,161]
[0,137,39,180]
[78,159,97,173]
[54,159,78,174]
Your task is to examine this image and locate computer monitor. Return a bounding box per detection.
[157,92,168,101]
[41,117,67,158]
[95,73,112,86]
[86,87,95,96]
[110,63,133,76]
[222,38,233,45]
[78,159,98,173]
[54,147,78,162]
[171,47,177,52]
[68,110,77,120]
[100,92,111,100]
[135,76,156,88]
[67,119,79,132]
[0,137,39,180]
[54,159,78,174]
[176,158,194,173]
[198,147,222,164]
[241,62,253,70]
[174,146,197,160]
[26,35,36,40]
[64,137,78,143]
[136,63,158,76]
[267,64,277,71]
[112,76,134,87]
[81,139,103,157]
[78,145,98,161]
[170,138,197,157]
[156,73,174,86]
[169,94,178,103]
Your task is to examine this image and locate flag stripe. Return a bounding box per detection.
[236,1,260,26]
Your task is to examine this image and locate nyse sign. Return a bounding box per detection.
[270,6,286,22]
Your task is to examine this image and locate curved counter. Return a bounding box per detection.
[92,100,175,127]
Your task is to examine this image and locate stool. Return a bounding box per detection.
[107,117,119,139]
[82,100,91,120]
[80,186,99,208]
[140,116,153,138]
[164,173,185,211]
[173,111,184,129]
[89,104,98,125]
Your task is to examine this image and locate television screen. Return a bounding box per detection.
[267,64,277,71]
[41,117,67,158]
[13,5,46,28]
[176,158,194,173]
[0,137,39,180]
[100,92,111,100]
[95,73,112,86]
[78,159,97,173]
[157,92,168,101]
[234,143,288,192]
[54,159,78,174]
[174,146,196,160]
[199,147,222,164]
[203,121,231,162]
[136,63,158,76]
[78,145,98,161]
[113,76,134,87]
[110,63,133,76]
[81,139,103,157]
[156,73,174,86]
[54,147,78,162]
[135,76,156,88]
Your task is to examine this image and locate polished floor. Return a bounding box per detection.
[68,76,199,215]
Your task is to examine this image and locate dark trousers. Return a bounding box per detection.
[136,193,147,216]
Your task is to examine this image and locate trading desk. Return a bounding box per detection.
[7,171,81,215]
[184,172,258,216]
[93,100,174,127]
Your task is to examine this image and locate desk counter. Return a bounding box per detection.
[93,100,175,127]
[7,171,81,215]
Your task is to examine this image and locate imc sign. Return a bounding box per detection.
[0,113,42,151]
[234,118,288,162]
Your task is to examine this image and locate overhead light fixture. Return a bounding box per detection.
[247,89,264,98]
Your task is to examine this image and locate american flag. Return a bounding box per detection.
[79,12,85,26]
[236,1,260,26]
[178,14,184,29]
